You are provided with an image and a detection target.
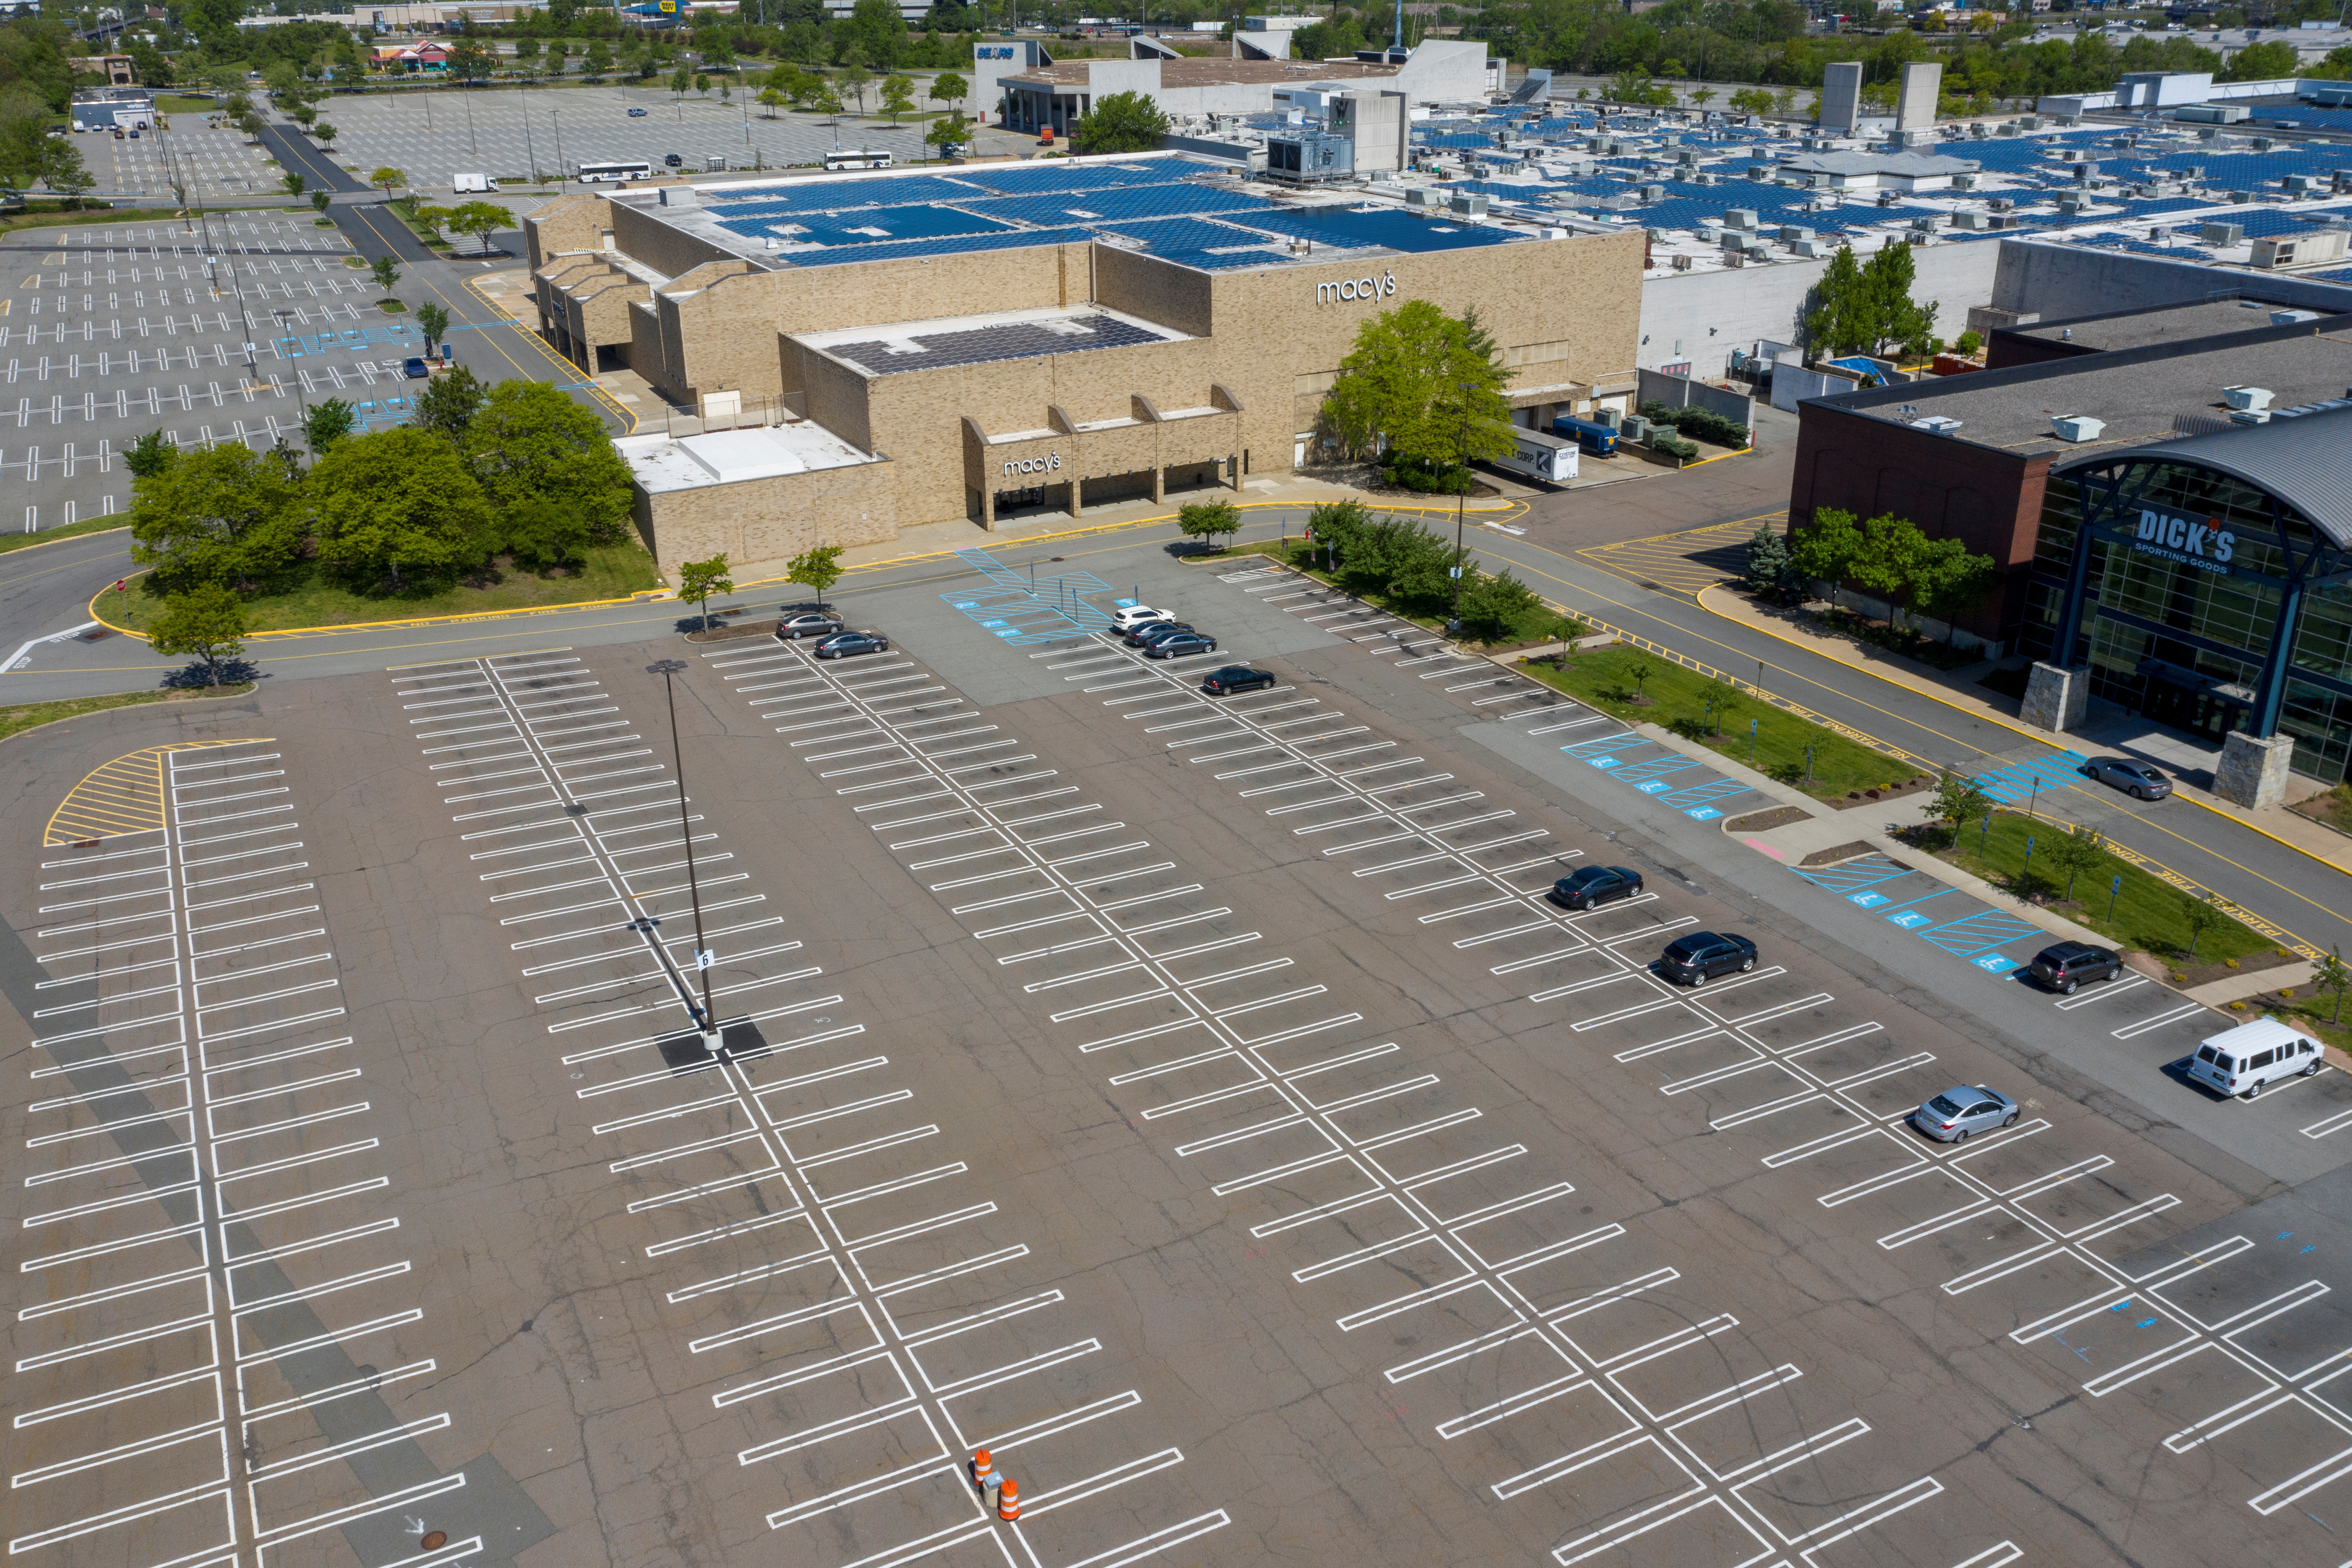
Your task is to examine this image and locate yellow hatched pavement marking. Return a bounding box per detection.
[43,741,249,845]
[1579,515,1785,597]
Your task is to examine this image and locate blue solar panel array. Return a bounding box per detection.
[736,206,1018,248]
[1235,205,1515,253]
[959,182,1269,226]
[781,226,1104,268]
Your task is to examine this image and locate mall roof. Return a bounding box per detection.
[795,307,1183,377]
[1824,326,2352,453]
[2051,404,2352,548]
[1780,151,1980,178]
[2012,296,2330,352]
[1004,58,1406,87]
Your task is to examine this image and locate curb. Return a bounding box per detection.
[1694,583,2352,920]
[89,576,674,640]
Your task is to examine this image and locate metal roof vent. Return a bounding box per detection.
[1912,415,1964,436]
[2050,415,2105,442]
[2223,385,2274,411]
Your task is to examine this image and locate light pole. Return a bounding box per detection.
[273,308,304,419]
[647,659,720,1046]
[553,108,563,179]
[1446,380,1472,634]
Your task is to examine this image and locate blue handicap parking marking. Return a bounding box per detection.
[1684,807,1721,820]
[1972,749,2091,804]
[1849,891,1890,907]
[1636,780,1669,793]
[1886,908,1937,929]
[1587,756,1624,770]
[1922,908,2042,956]
[1658,778,1751,810]
[1972,953,2021,973]
[1114,598,1138,608]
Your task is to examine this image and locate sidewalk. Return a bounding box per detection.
[1699,584,2352,879]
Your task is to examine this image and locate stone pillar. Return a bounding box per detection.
[1151,466,1164,503]
[1228,453,1241,492]
[1069,476,1083,517]
[2020,662,2089,733]
[2216,731,2296,811]
[979,486,995,531]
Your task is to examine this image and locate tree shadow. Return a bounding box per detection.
[162,659,263,689]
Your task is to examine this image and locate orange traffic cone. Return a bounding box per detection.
[998,1477,1020,1522]
[972,1449,993,1488]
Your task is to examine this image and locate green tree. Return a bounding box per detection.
[300,397,358,456]
[1913,535,1998,646]
[846,0,904,69]
[280,170,307,198]
[2181,892,2220,959]
[1849,512,1929,626]
[313,122,338,147]
[2220,40,2298,82]
[1744,525,1795,600]
[1071,88,1167,153]
[1321,299,1515,482]
[464,379,635,543]
[443,200,510,255]
[1931,772,1991,838]
[786,542,845,609]
[1456,566,1542,644]
[583,41,614,78]
[678,552,733,631]
[123,430,176,479]
[370,254,402,295]
[2044,827,2103,904]
[1788,505,1865,590]
[310,189,331,216]
[879,72,915,122]
[1860,239,1938,360]
[928,69,967,120]
[128,441,307,592]
[415,300,450,354]
[839,63,872,114]
[2319,944,2351,1026]
[415,363,486,441]
[2323,45,2352,77]
[498,496,590,573]
[1728,86,1773,115]
[1804,243,1870,356]
[1176,497,1240,551]
[147,583,249,687]
[926,115,965,158]
[311,427,496,589]
[371,165,407,198]
[1604,68,1676,106]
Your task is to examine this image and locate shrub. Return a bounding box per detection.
[1649,432,1699,462]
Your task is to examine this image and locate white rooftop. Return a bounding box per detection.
[619,422,876,493]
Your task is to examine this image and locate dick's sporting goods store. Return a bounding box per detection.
[2030,405,2352,787]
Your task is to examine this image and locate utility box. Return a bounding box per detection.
[2050,415,2105,442]
[2252,229,2351,268]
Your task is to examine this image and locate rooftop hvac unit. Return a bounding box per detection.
[2202,222,2244,243]
[2050,415,2105,442]
[1697,224,1721,241]
[2231,408,2273,425]
[2286,174,2319,193]
[2227,189,2255,204]
[2056,193,2088,212]
[2224,385,2274,411]
[1778,223,1814,242]
[1988,197,2014,211]
[2252,136,2276,151]
[1952,172,1978,189]
[1405,186,1432,208]
[1911,415,1964,436]
[1672,252,1692,271]
[2274,309,2323,324]
[1595,407,1621,429]
[1746,164,1769,181]
[1619,414,1651,441]
[1950,211,1988,230]
[1640,182,1664,200]
[1447,191,1488,216]
[1788,238,1828,258]
[1911,214,1942,231]
[1725,207,1757,230]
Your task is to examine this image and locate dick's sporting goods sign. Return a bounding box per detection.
[2129,508,2236,574]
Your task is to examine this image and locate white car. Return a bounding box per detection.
[1111,604,1171,631]
[2187,1016,2322,1100]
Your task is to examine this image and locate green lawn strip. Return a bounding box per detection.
[1934,812,2274,968]
[0,519,125,558]
[0,207,271,241]
[1523,645,1919,800]
[0,684,254,744]
[105,545,663,633]
[1254,542,1561,646]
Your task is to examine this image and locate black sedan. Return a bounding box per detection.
[1145,632,1217,660]
[1202,665,1277,696]
[776,611,844,641]
[813,630,890,659]
[1658,931,1758,986]
[1124,620,1195,649]
[2082,756,2173,801]
[1549,864,1643,910]
[2028,941,2123,994]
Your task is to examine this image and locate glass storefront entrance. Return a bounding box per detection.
[2139,674,2251,745]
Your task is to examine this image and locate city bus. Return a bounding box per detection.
[577,161,653,183]
[823,148,892,171]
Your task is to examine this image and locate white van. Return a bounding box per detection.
[2186,1016,2322,1099]
[451,172,498,194]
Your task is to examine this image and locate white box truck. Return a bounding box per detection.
[451,172,498,193]
[1488,427,1580,486]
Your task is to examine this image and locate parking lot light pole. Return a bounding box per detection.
[647,659,720,1045]
[1447,381,1471,634]
[273,309,303,416]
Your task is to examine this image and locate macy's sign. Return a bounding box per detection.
[1317,271,1398,305]
[1003,452,1062,478]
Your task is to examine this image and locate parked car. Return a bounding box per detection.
[1202,665,1277,696]
[1125,621,1196,649]
[775,610,844,641]
[1549,865,1642,911]
[1912,1084,2020,1142]
[402,356,430,378]
[1657,930,1758,986]
[813,630,890,659]
[628,106,650,116]
[2187,1016,2322,1100]
[2028,941,2124,994]
[2082,756,2173,801]
[663,152,684,167]
[1111,605,1170,632]
[1144,632,1217,659]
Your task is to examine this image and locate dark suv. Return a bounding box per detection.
[1549,865,1642,910]
[1658,931,1758,987]
[2028,941,2123,995]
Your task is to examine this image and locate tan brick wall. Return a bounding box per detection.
[523,194,611,272]
[611,200,736,280]
[635,460,900,582]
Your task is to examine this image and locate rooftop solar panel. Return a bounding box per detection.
[953,183,1273,226]
[1235,205,1517,253]
[824,312,1168,374]
[946,161,1188,194]
[700,174,978,213]
[780,226,1102,267]
[742,206,1020,247]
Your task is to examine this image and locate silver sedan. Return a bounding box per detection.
[2082,757,2173,801]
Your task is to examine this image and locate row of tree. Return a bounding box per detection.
[1748,510,1998,641]
[128,371,636,598]
[1305,500,1547,642]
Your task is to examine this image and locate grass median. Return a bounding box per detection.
[0,684,255,745]
[0,519,125,558]
[1521,645,1921,801]
[101,545,663,634]
[1926,811,2277,971]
